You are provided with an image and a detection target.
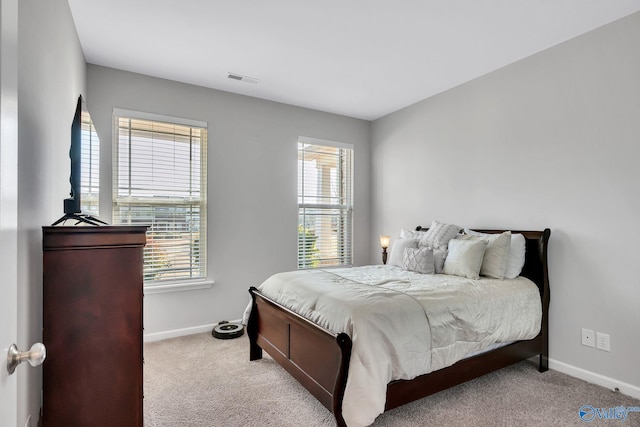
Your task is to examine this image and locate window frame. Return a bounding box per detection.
[297,136,354,269]
[112,109,210,291]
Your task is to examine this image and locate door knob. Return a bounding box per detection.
[6,343,46,375]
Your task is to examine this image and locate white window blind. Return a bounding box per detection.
[298,138,353,269]
[81,110,100,216]
[113,114,207,283]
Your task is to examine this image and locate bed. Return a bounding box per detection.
[247,227,550,427]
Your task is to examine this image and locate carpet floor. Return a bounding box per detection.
[143,332,640,426]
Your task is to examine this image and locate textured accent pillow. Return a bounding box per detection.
[464,228,526,279]
[402,247,435,274]
[388,238,418,267]
[459,231,511,279]
[419,220,461,250]
[443,238,488,279]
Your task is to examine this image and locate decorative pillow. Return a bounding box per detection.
[433,248,447,274]
[419,220,461,250]
[504,233,526,279]
[464,228,526,279]
[443,238,488,280]
[388,238,418,267]
[399,228,420,239]
[402,247,435,274]
[459,231,511,279]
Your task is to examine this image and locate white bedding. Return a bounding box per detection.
[254,265,542,427]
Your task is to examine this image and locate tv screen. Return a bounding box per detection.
[52,95,106,226]
[64,96,82,215]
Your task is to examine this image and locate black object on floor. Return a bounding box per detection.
[212,321,245,339]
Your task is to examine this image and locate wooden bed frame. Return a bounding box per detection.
[247,228,550,426]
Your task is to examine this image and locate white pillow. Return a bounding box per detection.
[464,228,526,279]
[399,228,420,239]
[388,238,418,267]
[443,238,488,280]
[460,231,511,279]
[504,233,526,279]
[419,220,461,250]
[433,248,447,274]
[402,247,435,274]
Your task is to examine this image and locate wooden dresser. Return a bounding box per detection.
[42,226,147,427]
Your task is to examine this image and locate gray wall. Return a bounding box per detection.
[17,0,86,424]
[12,4,639,422]
[371,12,640,391]
[86,65,371,336]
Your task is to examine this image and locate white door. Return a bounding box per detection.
[0,0,19,425]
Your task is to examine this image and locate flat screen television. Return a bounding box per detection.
[52,95,106,226]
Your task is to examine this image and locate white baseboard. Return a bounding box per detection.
[143,319,243,343]
[549,358,640,400]
[144,324,215,342]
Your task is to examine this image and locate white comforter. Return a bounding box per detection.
[255,265,542,427]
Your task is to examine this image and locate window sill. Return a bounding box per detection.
[144,279,214,295]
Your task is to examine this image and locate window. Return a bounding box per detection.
[80,107,100,216]
[113,110,207,284]
[298,137,353,268]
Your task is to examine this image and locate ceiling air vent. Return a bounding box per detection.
[227,73,259,84]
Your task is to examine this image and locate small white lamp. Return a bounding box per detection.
[379,235,390,265]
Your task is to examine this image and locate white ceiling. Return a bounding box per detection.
[67,0,640,120]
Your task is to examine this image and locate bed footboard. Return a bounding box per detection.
[247,286,352,427]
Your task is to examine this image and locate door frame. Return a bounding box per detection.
[0,0,20,425]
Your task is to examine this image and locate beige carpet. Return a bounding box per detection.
[143,332,640,426]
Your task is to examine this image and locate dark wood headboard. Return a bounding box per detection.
[414,226,551,302]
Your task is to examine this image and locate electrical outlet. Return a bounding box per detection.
[597,332,610,351]
[582,328,595,347]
